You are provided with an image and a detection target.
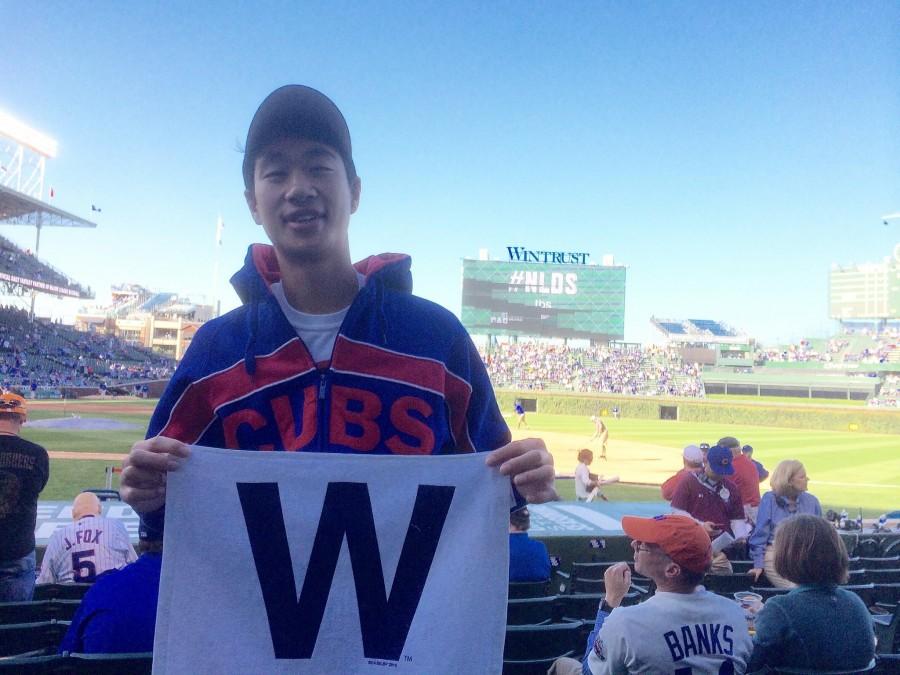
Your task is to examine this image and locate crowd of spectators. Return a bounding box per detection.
[0,235,91,298]
[869,373,900,408]
[756,331,899,366]
[0,306,173,393]
[479,342,705,397]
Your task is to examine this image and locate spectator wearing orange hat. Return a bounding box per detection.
[0,392,49,601]
[551,515,751,674]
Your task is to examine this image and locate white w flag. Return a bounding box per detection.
[153,447,510,674]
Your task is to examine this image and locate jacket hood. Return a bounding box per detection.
[230,244,412,304]
[229,244,412,376]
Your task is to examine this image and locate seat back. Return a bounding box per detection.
[874,603,900,656]
[768,658,875,673]
[508,580,551,599]
[32,584,93,601]
[703,573,755,596]
[0,653,66,673]
[506,595,559,626]
[0,620,70,658]
[864,570,900,586]
[69,652,153,674]
[859,557,900,570]
[504,620,584,662]
[0,600,82,626]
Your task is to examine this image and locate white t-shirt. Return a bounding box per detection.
[587,587,752,674]
[575,462,594,499]
[270,273,365,363]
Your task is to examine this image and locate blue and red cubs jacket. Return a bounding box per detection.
[142,245,512,528]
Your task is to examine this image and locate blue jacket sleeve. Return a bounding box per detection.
[582,605,610,670]
[747,596,789,671]
[748,492,774,568]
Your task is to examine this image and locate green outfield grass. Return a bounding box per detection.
[27,399,900,516]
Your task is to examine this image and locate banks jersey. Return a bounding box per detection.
[587,588,752,674]
[37,515,137,584]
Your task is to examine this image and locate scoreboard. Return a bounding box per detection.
[461,259,625,341]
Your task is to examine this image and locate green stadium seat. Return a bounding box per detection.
[0,620,69,658]
[0,653,66,673]
[874,604,900,656]
[504,620,584,662]
[861,557,900,570]
[32,584,93,602]
[874,583,900,608]
[558,592,602,621]
[730,560,755,574]
[506,595,559,626]
[503,653,576,675]
[874,653,900,674]
[0,600,81,625]
[69,652,153,674]
[865,570,900,586]
[703,573,755,596]
[508,580,551,599]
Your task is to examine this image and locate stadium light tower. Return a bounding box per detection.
[0,107,96,319]
[0,109,58,199]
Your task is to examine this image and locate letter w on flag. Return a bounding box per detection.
[153,447,510,674]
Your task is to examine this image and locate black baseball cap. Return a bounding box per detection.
[242,85,356,189]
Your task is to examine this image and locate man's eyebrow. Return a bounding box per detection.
[302,147,339,161]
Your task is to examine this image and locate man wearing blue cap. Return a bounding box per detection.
[669,444,749,574]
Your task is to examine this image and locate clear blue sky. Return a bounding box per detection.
[2,1,898,345]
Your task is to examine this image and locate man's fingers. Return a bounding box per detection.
[133,437,191,458]
[492,448,553,477]
[119,465,165,489]
[512,464,556,488]
[485,439,548,467]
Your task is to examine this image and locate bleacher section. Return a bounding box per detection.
[480,343,705,397]
[0,306,174,394]
[652,316,744,345]
[0,235,92,299]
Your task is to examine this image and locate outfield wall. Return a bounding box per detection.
[495,390,900,434]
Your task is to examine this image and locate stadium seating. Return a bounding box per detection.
[503,620,583,674]
[0,600,80,625]
[875,604,900,656]
[506,595,559,626]
[0,620,69,657]
[32,584,92,602]
[0,305,174,394]
[0,653,63,673]
[0,652,153,674]
[508,580,551,599]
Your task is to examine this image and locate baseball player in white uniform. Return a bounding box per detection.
[37,492,136,584]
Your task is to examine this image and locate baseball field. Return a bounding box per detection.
[23,398,900,517]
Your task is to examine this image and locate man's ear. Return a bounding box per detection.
[350,176,361,215]
[245,188,262,225]
[664,562,682,580]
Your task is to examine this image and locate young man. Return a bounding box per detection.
[719,436,761,524]
[573,515,752,674]
[37,492,137,584]
[0,392,48,601]
[120,85,555,529]
[659,444,704,502]
[670,444,749,574]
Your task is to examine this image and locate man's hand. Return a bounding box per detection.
[120,437,190,514]
[603,562,632,609]
[486,438,557,504]
[748,568,764,582]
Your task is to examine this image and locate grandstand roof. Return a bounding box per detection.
[0,184,97,229]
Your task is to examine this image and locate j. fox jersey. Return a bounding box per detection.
[587,588,752,674]
[37,515,137,584]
